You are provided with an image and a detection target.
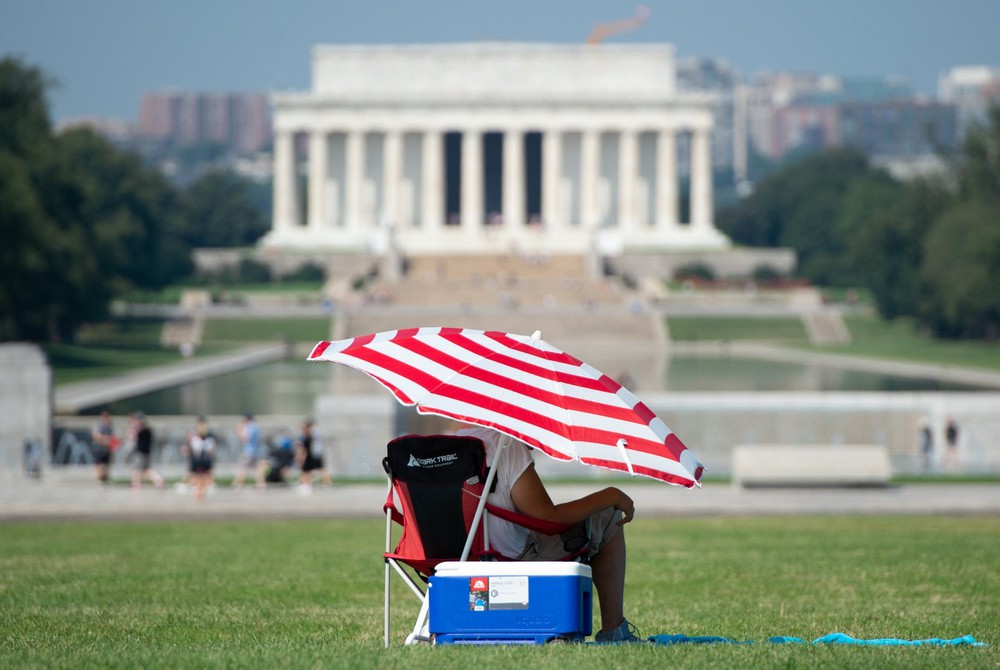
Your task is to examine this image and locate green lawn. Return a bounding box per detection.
[48,316,333,385]
[666,313,1000,372]
[201,317,332,344]
[45,320,214,386]
[820,315,1000,371]
[667,316,809,342]
[1,516,995,669]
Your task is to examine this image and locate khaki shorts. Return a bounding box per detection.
[516,507,622,561]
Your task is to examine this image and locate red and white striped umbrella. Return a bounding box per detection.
[308,327,703,488]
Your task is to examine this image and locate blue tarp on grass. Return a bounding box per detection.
[647,632,987,647]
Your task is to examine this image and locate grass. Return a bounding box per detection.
[818,315,1000,372]
[201,317,332,344]
[0,516,995,669]
[665,313,1000,372]
[667,316,809,342]
[44,320,218,386]
[48,316,333,386]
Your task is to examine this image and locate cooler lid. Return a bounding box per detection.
[434,561,592,578]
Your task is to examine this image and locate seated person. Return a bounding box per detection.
[455,424,641,643]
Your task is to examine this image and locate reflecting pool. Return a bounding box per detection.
[84,356,985,416]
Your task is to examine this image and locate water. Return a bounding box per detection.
[87,356,984,416]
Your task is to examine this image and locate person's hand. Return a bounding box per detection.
[612,488,635,525]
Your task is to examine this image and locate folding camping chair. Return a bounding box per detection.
[381,433,586,646]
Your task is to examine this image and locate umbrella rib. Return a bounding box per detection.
[616,438,635,476]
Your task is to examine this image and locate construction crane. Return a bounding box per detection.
[586,5,651,45]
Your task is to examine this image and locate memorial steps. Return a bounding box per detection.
[335,253,666,387]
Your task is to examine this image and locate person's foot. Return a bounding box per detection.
[594,618,645,644]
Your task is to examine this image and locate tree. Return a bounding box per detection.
[717,148,892,286]
[956,106,1000,203]
[842,176,941,319]
[0,57,191,341]
[918,106,1000,338]
[53,128,191,291]
[920,199,1000,338]
[179,169,269,248]
[0,57,64,339]
[0,57,51,158]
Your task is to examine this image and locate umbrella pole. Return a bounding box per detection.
[460,440,506,561]
[384,476,393,647]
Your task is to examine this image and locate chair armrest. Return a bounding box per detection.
[484,502,574,536]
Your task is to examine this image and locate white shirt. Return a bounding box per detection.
[455,426,535,559]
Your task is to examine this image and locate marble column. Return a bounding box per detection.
[580,129,600,229]
[690,127,713,230]
[382,130,403,227]
[461,129,483,234]
[307,130,328,231]
[421,129,444,233]
[502,128,525,235]
[656,128,678,233]
[272,129,299,232]
[617,128,638,233]
[542,129,562,230]
[345,130,365,233]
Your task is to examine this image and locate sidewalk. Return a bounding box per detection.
[1,479,997,522]
[53,343,291,414]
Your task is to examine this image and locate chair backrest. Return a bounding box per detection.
[383,434,491,574]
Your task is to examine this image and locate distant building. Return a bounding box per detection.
[939,65,1000,136]
[735,71,844,176]
[733,72,959,179]
[676,57,739,179]
[836,99,957,159]
[136,91,272,154]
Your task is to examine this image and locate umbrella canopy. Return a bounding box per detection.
[308,327,703,488]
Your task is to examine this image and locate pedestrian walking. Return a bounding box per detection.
[943,418,960,469]
[918,416,934,471]
[295,418,331,494]
[184,416,216,501]
[130,411,164,490]
[234,413,266,489]
[91,411,118,484]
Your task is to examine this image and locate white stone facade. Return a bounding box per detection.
[264,43,730,255]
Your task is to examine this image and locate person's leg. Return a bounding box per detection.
[193,473,203,501]
[523,507,630,637]
[255,459,267,489]
[590,526,626,633]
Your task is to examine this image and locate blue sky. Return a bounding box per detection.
[3,0,998,123]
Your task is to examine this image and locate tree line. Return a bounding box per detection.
[718,107,1000,340]
[0,57,267,341]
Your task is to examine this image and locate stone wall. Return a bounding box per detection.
[0,344,51,479]
[614,247,797,279]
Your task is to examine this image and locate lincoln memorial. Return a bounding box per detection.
[263,43,730,256]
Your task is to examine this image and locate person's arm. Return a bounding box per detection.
[509,463,634,527]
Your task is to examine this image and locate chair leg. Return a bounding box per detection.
[384,560,391,648]
[404,594,432,646]
[385,559,430,646]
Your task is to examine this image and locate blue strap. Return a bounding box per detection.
[648,632,987,647]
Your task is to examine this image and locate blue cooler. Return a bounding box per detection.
[429,561,593,645]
